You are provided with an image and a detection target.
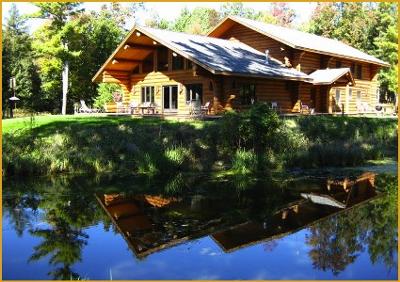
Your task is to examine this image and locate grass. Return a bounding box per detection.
[2,111,397,178]
[2,115,209,133]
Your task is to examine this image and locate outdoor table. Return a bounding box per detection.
[139,105,156,115]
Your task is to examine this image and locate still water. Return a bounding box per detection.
[3,171,398,280]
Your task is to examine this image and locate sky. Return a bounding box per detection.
[2,2,317,33]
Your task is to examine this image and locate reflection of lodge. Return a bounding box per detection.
[96,172,379,258]
[212,172,378,253]
[96,192,237,259]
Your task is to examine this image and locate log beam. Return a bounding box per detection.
[123,43,157,51]
[112,59,142,64]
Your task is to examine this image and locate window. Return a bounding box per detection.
[376,88,380,102]
[335,89,341,104]
[310,88,316,108]
[351,63,362,79]
[187,60,193,70]
[356,64,362,79]
[143,52,154,73]
[141,86,155,103]
[185,84,203,103]
[357,90,362,103]
[172,53,184,70]
[232,80,236,89]
[239,84,256,105]
[157,48,168,71]
[209,81,213,91]
[163,85,178,110]
[349,88,352,99]
[336,61,342,68]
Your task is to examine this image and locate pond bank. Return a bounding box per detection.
[2,106,398,178]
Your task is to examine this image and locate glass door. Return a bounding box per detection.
[163,85,178,111]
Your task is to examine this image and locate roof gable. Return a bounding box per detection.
[208,16,389,67]
[93,25,312,82]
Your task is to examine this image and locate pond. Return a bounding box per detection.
[2,170,397,280]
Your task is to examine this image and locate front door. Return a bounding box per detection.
[163,85,178,112]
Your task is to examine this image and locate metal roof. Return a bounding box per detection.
[213,16,389,67]
[309,68,354,85]
[137,26,312,81]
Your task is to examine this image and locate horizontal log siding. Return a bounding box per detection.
[221,77,298,113]
[219,23,290,63]
[128,70,214,115]
[293,51,321,74]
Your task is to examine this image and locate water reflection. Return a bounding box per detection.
[96,172,380,259]
[2,171,397,280]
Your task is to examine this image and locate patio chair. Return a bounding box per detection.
[201,101,211,115]
[79,100,100,113]
[189,100,202,116]
[271,101,281,113]
[300,101,314,115]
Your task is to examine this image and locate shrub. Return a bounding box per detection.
[231,149,258,174]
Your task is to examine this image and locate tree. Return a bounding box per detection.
[372,3,398,103]
[219,2,260,19]
[29,3,129,113]
[269,3,296,27]
[307,2,398,103]
[2,4,41,115]
[172,7,220,34]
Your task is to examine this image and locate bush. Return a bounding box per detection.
[231,149,258,174]
[93,83,123,109]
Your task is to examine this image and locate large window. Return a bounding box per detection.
[185,84,203,103]
[239,84,256,105]
[172,53,184,70]
[157,48,168,71]
[163,85,178,111]
[141,86,155,103]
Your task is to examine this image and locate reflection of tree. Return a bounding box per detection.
[306,173,397,275]
[3,183,40,236]
[263,240,278,252]
[306,217,364,275]
[364,174,398,270]
[29,211,88,279]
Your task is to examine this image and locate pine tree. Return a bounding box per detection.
[2,4,41,115]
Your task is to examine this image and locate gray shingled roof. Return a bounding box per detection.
[309,68,353,85]
[138,26,312,81]
[227,16,389,67]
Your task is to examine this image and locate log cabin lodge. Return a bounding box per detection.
[92,16,389,116]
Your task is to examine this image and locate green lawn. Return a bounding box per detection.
[2,114,207,134]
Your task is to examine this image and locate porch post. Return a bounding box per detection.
[345,84,349,114]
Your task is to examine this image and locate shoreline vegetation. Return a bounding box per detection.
[2,105,398,178]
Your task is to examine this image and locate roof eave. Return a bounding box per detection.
[91,26,139,83]
[294,46,390,67]
[216,70,312,82]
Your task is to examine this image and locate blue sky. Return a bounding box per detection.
[2,2,317,33]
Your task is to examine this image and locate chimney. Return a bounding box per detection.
[265,50,270,63]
